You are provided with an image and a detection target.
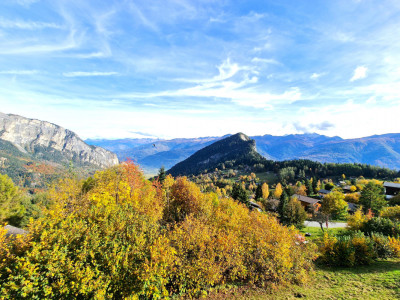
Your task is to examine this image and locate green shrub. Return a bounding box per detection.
[319,231,394,267]
[371,233,393,259]
[361,217,400,237]
[380,206,400,222]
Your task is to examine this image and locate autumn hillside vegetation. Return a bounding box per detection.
[0,161,317,299]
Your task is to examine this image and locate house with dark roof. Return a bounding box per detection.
[318,189,332,197]
[342,185,353,193]
[383,182,400,199]
[293,194,319,211]
[249,201,262,212]
[347,202,358,214]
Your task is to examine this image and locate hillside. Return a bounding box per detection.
[0,112,119,188]
[167,133,267,176]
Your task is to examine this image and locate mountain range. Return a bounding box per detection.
[87,132,400,174]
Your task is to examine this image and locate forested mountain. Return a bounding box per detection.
[88,133,400,173]
[167,133,266,176]
[0,112,118,188]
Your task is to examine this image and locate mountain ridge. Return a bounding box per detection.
[88,132,400,173]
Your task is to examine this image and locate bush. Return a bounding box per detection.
[380,206,400,222]
[347,207,371,231]
[0,162,319,298]
[370,233,393,259]
[344,192,360,203]
[389,236,400,258]
[319,232,374,267]
[389,194,400,206]
[319,231,394,267]
[361,217,400,237]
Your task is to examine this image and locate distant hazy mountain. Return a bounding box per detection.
[87,132,400,174]
[168,133,266,176]
[252,133,400,169]
[87,136,226,174]
[0,112,118,188]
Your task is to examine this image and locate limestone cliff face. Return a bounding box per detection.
[0,112,118,168]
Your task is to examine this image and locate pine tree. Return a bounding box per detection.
[305,179,313,196]
[277,190,289,221]
[255,184,263,201]
[157,166,166,184]
[232,183,249,206]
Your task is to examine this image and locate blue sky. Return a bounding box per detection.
[1,0,400,139]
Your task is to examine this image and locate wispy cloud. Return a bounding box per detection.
[63,71,119,77]
[350,66,368,82]
[0,18,62,30]
[0,29,80,54]
[15,0,40,7]
[0,70,39,75]
[1,0,400,139]
[251,57,280,65]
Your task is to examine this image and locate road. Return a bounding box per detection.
[304,221,347,228]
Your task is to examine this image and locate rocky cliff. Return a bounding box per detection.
[0,112,118,168]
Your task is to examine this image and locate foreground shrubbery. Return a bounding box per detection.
[0,162,317,299]
[319,231,400,267]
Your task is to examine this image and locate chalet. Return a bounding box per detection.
[318,189,332,197]
[293,194,319,211]
[347,202,357,214]
[342,185,353,193]
[383,182,400,199]
[249,201,262,212]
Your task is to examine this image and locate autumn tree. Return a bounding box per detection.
[359,182,387,214]
[0,173,25,226]
[261,182,269,199]
[321,191,348,220]
[274,183,283,199]
[283,197,307,228]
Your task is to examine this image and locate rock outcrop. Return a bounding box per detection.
[0,112,118,168]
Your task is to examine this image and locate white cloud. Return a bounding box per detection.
[310,73,324,79]
[251,57,280,65]
[0,70,39,75]
[350,66,368,82]
[62,71,118,77]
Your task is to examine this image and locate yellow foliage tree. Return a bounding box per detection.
[261,182,269,199]
[274,183,283,199]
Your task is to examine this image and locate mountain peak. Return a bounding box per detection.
[167,133,265,176]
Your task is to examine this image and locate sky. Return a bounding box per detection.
[1,0,400,140]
